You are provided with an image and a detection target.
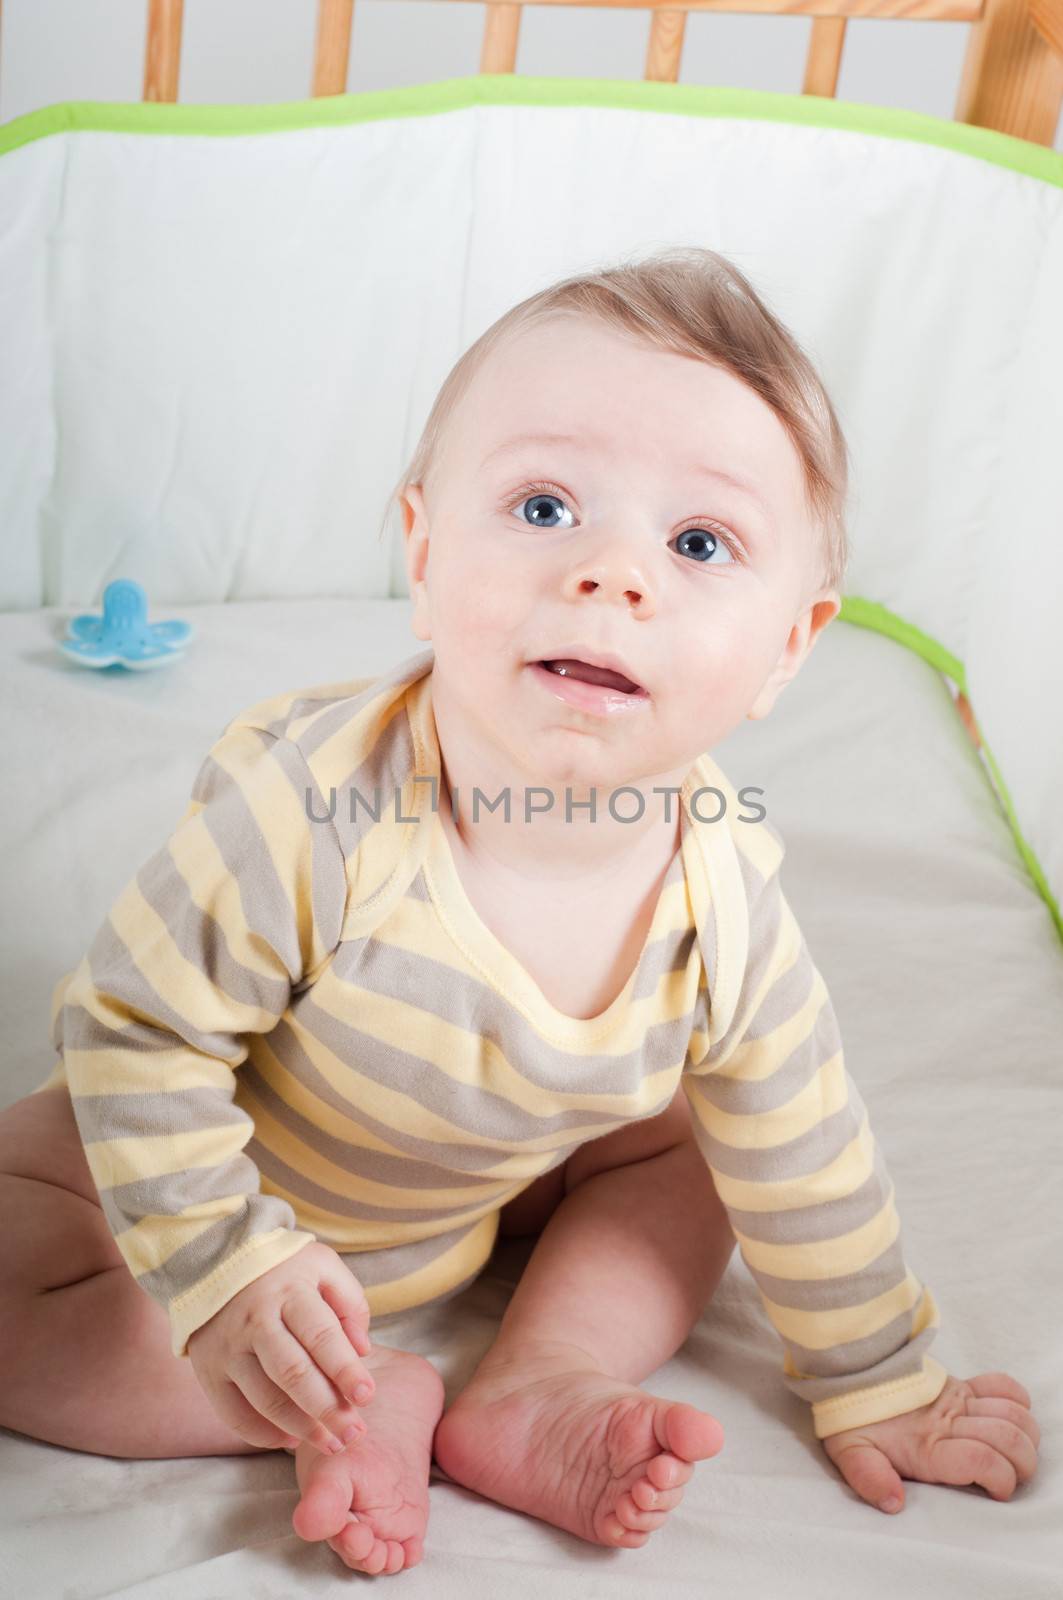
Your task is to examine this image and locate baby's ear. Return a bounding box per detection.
[400,484,427,545]
[746,681,783,721]
[401,485,433,643]
[747,593,841,720]
[803,591,842,649]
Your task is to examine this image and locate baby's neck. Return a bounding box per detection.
[436,759,685,889]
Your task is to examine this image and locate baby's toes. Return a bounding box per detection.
[338,1525,415,1577]
[615,1487,671,1532]
[647,1452,695,1493]
[358,1539,405,1576]
[328,1516,376,1569]
[603,1515,650,1548]
[631,1476,684,1513]
[349,1543,390,1577]
[385,1536,409,1574]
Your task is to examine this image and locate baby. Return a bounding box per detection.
[1,247,1039,1577]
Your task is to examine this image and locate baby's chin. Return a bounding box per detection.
[505,727,697,798]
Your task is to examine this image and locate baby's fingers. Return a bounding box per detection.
[232,1347,365,1456]
[964,1396,1041,1451]
[929,1436,1019,1502]
[318,1271,373,1363]
[947,1417,1039,1488]
[964,1371,1031,1410]
[245,1285,375,1451]
[209,1373,305,1452]
[284,1283,377,1408]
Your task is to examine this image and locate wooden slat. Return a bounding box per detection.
[468,0,980,21]
[646,9,688,80]
[481,2,522,71]
[143,0,183,103]
[955,0,1063,143]
[313,0,355,96]
[1030,0,1063,57]
[803,15,847,94]
[15,0,1063,159]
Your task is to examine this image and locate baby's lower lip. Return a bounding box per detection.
[527,661,651,718]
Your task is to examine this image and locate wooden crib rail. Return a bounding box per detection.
[52,0,1063,150]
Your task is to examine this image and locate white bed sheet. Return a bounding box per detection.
[1,598,1060,1599]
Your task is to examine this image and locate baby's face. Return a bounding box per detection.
[402,315,838,795]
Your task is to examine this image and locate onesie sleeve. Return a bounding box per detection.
[682,830,949,1440]
[54,718,349,1360]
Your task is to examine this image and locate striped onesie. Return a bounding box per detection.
[36,645,949,1440]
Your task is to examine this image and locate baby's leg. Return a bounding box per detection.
[0,1085,441,1576]
[0,1086,283,1458]
[434,1086,736,1548]
[486,1086,736,1382]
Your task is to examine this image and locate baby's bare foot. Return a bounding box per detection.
[287,1345,445,1576]
[433,1339,724,1548]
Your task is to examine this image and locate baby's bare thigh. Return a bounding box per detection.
[0,1085,126,1290]
[499,1081,694,1237]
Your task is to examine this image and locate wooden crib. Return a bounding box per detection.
[3,0,1058,147]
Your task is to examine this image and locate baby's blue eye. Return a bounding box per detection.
[516,492,574,530]
[674,527,734,565]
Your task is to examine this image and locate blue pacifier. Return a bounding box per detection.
[58,579,194,670]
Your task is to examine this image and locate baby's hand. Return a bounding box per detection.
[821,1371,1040,1514]
[187,1241,376,1456]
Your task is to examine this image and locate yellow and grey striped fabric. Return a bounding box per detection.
[37,645,947,1438]
[682,802,948,1438]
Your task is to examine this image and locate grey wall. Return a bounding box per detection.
[3,0,1061,152]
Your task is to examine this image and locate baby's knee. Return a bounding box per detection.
[0,1088,121,1301]
[0,1085,101,1204]
[672,1140,734,1233]
[565,1090,696,1191]
[0,1169,125,1302]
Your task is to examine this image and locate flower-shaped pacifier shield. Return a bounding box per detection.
[59,579,193,670]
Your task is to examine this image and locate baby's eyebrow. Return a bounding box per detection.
[482,430,774,535]
[480,430,595,468]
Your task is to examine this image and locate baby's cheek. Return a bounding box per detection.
[701,612,777,691]
[670,623,735,694]
[666,646,765,749]
[442,576,522,655]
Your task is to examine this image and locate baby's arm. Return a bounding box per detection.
[682,826,1039,1508]
[682,828,947,1442]
[55,715,348,1361]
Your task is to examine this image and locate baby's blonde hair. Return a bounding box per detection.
[380,245,850,595]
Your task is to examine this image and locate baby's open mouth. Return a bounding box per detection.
[538,659,644,695]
